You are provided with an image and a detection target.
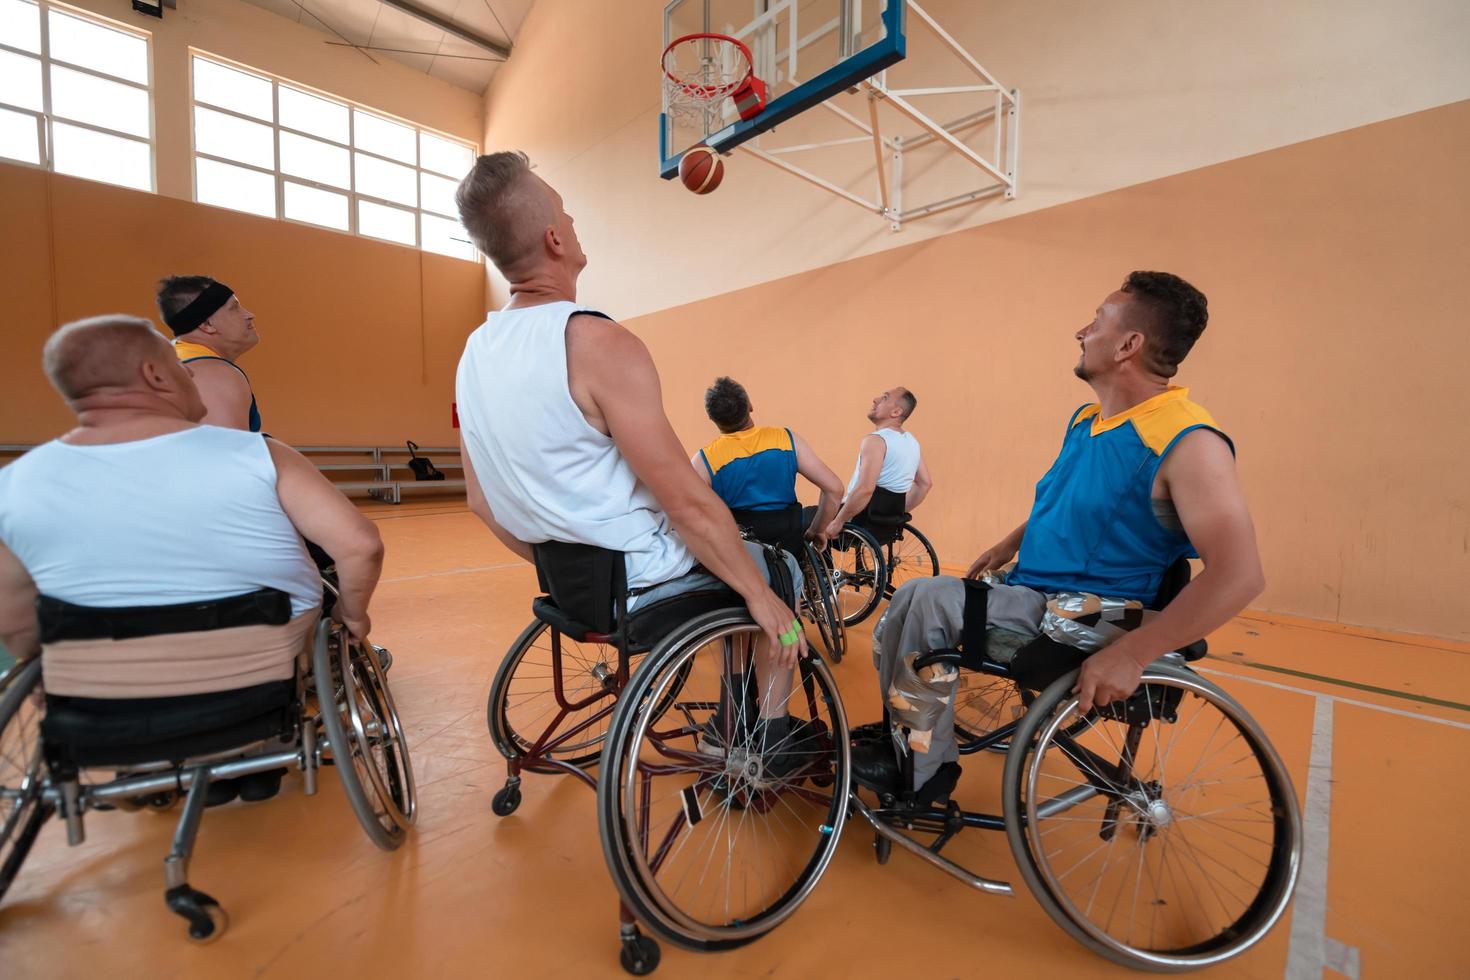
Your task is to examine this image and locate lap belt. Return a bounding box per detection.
[958,578,990,666]
[37,588,292,643]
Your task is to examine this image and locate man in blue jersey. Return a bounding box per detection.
[853,271,1265,798]
[692,376,845,552]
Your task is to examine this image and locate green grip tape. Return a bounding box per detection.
[779,619,801,645]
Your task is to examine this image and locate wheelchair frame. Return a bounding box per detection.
[0,616,415,943]
[824,517,941,627]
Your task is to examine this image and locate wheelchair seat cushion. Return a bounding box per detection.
[621,588,745,653]
[43,679,296,768]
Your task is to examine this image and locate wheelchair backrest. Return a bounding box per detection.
[729,503,805,557]
[1151,557,1193,611]
[864,487,908,526]
[532,541,627,635]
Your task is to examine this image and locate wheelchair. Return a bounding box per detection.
[728,503,846,662]
[848,560,1303,970]
[486,541,851,974]
[822,487,940,627]
[0,584,415,943]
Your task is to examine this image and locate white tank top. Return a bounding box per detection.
[0,427,321,616]
[455,301,696,590]
[846,428,922,496]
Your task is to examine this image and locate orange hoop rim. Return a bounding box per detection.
[662,32,755,101]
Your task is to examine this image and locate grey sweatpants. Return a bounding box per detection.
[872,576,1047,789]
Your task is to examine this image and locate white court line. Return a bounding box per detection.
[1285,697,1346,979]
[380,561,526,584]
[1197,666,1470,732]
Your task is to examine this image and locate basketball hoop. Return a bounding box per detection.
[662,32,768,124]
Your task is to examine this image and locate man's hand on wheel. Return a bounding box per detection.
[1073,644,1145,715]
[965,545,1016,580]
[337,611,372,646]
[804,528,829,550]
[822,519,844,543]
[746,586,806,668]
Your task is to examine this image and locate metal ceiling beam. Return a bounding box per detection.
[374,0,512,59]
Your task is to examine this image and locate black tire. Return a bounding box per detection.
[799,543,846,663]
[487,620,630,772]
[491,783,522,817]
[882,523,940,598]
[827,526,886,627]
[619,933,661,975]
[1001,664,1302,971]
[0,659,49,907]
[314,624,414,850]
[597,610,851,952]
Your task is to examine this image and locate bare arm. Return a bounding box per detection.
[1074,430,1264,711]
[267,439,384,642]
[0,541,39,661]
[790,431,842,544]
[826,434,885,535]
[189,360,254,430]
[906,455,933,511]
[568,316,802,664]
[965,520,1027,579]
[461,433,534,562]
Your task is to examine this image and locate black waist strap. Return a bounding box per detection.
[37,588,293,643]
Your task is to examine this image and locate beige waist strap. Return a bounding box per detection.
[42,609,320,698]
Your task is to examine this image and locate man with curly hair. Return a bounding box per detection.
[853,272,1266,801]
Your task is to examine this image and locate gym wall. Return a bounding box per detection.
[481,1,1470,640]
[0,0,486,448]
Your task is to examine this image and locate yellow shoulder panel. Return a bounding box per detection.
[1130,398,1220,455]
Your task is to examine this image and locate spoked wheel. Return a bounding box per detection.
[598,610,851,952]
[826,525,885,627]
[799,543,846,663]
[1002,664,1301,970]
[314,624,416,850]
[881,523,940,598]
[0,659,52,905]
[954,672,1025,752]
[488,621,641,773]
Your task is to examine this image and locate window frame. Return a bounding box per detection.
[0,0,155,190]
[188,50,479,263]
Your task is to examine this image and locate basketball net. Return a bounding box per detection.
[662,33,768,126]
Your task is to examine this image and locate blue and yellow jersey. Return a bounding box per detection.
[698,426,799,512]
[1008,386,1233,602]
[175,340,262,433]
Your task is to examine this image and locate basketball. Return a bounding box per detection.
[679,146,724,194]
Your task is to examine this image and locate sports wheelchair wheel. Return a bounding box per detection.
[597,610,850,951]
[1002,663,1301,970]
[798,543,846,663]
[953,672,1025,751]
[881,523,940,598]
[488,621,652,772]
[826,525,885,627]
[0,659,51,905]
[315,625,416,850]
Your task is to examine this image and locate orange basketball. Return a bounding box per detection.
[678,146,724,194]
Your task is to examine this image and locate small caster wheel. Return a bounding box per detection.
[147,792,180,812]
[619,932,661,975]
[491,783,521,817]
[166,885,228,944]
[873,832,891,866]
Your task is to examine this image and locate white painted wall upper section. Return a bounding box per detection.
[482,0,1470,318]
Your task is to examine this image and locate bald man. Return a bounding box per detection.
[156,276,262,432]
[0,316,383,802]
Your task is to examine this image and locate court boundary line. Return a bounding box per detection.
[1197,666,1470,731]
[1205,654,1470,713]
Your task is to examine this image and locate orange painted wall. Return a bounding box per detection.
[632,100,1470,641]
[0,163,484,446]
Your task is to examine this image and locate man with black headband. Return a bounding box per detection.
[156,275,262,432]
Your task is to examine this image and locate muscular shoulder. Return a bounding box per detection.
[188,358,250,390]
[1157,427,1235,495]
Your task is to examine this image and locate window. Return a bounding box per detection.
[189,52,479,261]
[0,0,153,190]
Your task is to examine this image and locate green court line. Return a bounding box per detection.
[1207,654,1470,713]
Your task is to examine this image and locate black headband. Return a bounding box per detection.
[165,281,234,336]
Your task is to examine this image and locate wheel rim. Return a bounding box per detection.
[883,525,939,596]
[953,672,1023,746]
[609,622,849,944]
[494,622,637,766]
[0,661,47,899]
[826,530,883,626]
[1019,673,1300,966]
[336,637,416,831]
[798,548,844,661]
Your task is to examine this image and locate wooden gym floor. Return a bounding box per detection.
[2,501,1467,978]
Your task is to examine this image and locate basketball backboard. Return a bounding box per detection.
[660,0,907,179]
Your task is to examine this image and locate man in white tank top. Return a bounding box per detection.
[0,316,384,686]
[454,152,812,758]
[824,386,934,540]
